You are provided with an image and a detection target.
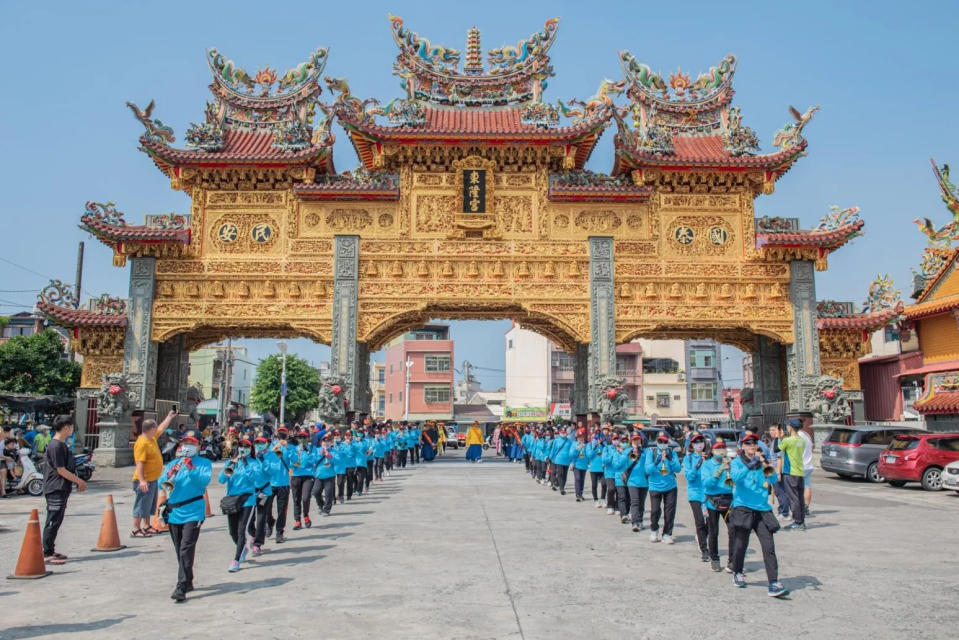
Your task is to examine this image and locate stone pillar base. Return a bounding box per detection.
[92,419,134,467]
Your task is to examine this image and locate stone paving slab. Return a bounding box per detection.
[0,451,957,639]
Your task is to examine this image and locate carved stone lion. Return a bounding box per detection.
[97,372,138,420]
[596,376,629,424]
[317,376,349,424]
[805,375,852,424]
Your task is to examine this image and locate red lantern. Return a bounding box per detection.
[824,389,836,399]
[331,385,342,396]
[108,384,123,396]
[606,388,618,400]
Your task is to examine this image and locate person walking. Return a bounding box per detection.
[550,427,572,495]
[569,428,590,502]
[312,433,337,516]
[219,438,266,572]
[683,433,710,561]
[609,436,631,523]
[265,426,292,543]
[624,433,649,531]
[701,439,735,572]
[728,433,788,597]
[289,428,316,531]
[332,430,350,503]
[131,411,174,538]
[779,418,807,531]
[767,424,791,519]
[645,433,681,543]
[161,434,212,602]
[41,415,87,565]
[465,421,484,463]
[797,413,815,517]
[587,432,606,507]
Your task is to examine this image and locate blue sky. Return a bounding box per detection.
[2,1,957,390]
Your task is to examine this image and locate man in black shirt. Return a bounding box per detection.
[42,415,87,565]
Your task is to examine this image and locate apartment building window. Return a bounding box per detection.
[551,383,573,403]
[389,393,393,403]
[378,396,385,413]
[643,358,679,374]
[399,391,403,403]
[551,352,576,370]
[378,369,385,383]
[690,383,716,401]
[689,349,715,368]
[616,355,636,376]
[389,364,393,374]
[656,393,671,408]
[508,339,514,349]
[424,385,451,403]
[425,354,451,372]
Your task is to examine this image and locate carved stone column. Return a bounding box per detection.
[572,343,589,417]
[155,334,189,405]
[751,335,785,408]
[123,256,158,410]
[331,235,369,414]
[588,237,616,411]
[787,260,823,410]
[92,417,134,467]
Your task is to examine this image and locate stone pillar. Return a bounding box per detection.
[155,334,190,406]
[588,237,616,411]
[571,343,589,417]
[331,235,370,414]
[123,256,158,410]
[751,335,785,408]
[92,417,134,467]
[787,260,823,410]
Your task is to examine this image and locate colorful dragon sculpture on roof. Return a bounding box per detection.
[388,14,460,73]
[556,78,625,124]
[487,17,560,74]
[914,158,959,249]
[125,100,175,144]
[860,273,902,315]
[815,205,862,235]
[771,105,820,150]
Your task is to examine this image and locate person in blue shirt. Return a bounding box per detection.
[701,439,735,573]
[372,429,387,481]
[409,423,421,465]
[352,426,371,497]
[246,436,275,556]
[264,426,292,544]
[728,433,788,598]
[624,433,649,531]
[644,433,681,543]
[311,433,337,515]
[550,427,573,495]
[161,434,212,602]
[586,433,606,507]
[683,433,710,561]
[569,428,590,501]
[602,437,620,515]
[288,428,316,531]
[310,422,327,448]
[536,430,553,485]
[342,430,360,500]
[331,429,351,504]
[396,425,409,468]
[218,438,267,572]
[521,427,534,474]
[608,436,631,521]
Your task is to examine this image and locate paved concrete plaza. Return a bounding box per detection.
[1,450,957,639]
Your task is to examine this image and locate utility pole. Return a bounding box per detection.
[224,337,233,423]
[217,347,227,428]
[404,357,413,421]
[278,342,288,427]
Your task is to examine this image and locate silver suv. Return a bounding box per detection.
[821,426,922,483]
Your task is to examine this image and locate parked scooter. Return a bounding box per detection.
[11,447,45,496]
[200,434,222,461]
[74,448,95,482]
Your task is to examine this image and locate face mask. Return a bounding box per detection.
[657,442,668,451]
[713,451,724,459]
[255,443,267,453]
[179,444,198,458]
[335,438,343,444]
[238,447,251,457]
[166,428,173,434]
[692,442,705,452]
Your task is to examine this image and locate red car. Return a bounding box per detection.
[878,432,959,491]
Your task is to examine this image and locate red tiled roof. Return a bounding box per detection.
[547,182,653,202]
[756,219,865,249]
[817,304,903,331]
[914,391,959,414]
[294,182,400,201]
[913,250,959,303]
[894,359,959,378]
[80,216,191,244]
[902,294,959,321]
[36,301,127,328]
[141,130,333,169]
[617,134,806,170]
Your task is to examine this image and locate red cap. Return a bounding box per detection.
[712,440,727,450]
[181,435,200,445]
[656,433,669,443]
[631,433,643,441]
[238,438,252,447]
[740,433,759,445]
[254,436,269,444]
[322,433,332,441]
[690,433,705,443]
[277,426,288,434]
[332,430,341,436]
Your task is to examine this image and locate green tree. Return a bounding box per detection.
[0,329,81,395]
[250,353,320,423]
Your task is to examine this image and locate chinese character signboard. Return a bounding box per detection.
[462,169,486,213]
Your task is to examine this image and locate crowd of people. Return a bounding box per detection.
[501,411,818,599]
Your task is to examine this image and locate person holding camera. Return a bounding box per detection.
[131,410,175,538]
[161,434,212,602]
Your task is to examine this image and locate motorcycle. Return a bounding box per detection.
[200,435,222,461]
[10,447,45,496]
[74,449,95,482]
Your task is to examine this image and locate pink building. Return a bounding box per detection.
[549,341,643,416]
[384,324,454,421]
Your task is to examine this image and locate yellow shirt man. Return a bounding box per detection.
[132,433,163,482]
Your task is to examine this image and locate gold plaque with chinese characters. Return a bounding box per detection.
[450,156,498,239]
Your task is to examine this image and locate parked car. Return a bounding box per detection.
[942,459,959,494]
[821,426,922,483]
[445,426,459,449]
[878,432,959,491]
[639,428,682,456]
[699,429,745,456]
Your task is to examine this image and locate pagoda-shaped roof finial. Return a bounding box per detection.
[464,26,483,75]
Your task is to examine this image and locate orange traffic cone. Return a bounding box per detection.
[204,490,214,518]
[91,494,127,552]
[151,493,169,533]
[7,508,52,579]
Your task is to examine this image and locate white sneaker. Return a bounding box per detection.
[594,501,602,508]
[662,534,674,545]
[614,510,620,516]
[606,508,614,515]
[650,531,661,543]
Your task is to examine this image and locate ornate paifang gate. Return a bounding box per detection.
[42,16,880,441]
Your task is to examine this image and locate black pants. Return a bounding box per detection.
[250,494,272,545]
[398,450,407,468]
[590,471,604,500]
[729,507,779,583]
[168,520,201,588]
[555,465,569,492]
[706,504,733,562]
[783,475,805,525]
[374,458,385,480]
[773,477,790,516]
[535,460,546,480]
[412,444,420,463]
[312,477,335,514]
[290,476,313,521]
[649,488,677,535]
[42,489,70,556]
[628,486,648,526]
[524,453,531,471]
[617,485,631,516]
[227,506,254,561]
[365,461,374,489]
[336,473,346,500]
[605,478,617,509]
[689,500,708,552]
[385,451,394,471]
[267,486,289,536]
[346,468,356,499]
[573,468,586,498]
[354,467,367,495]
